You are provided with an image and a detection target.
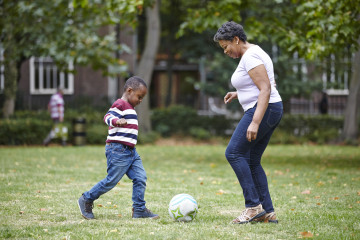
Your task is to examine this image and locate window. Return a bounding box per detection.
[30,57,74,94]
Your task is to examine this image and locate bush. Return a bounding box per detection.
[0,109,355,145]
[270,114,344,144]
[189,127,212,140]
[138,131,161,145]
[86,124,108,145]
[151,105,234,137]
[0,118,54,145]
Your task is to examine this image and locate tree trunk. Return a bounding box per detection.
[2,48,18,119]
[342,38,360,143]
[135,0,160,133]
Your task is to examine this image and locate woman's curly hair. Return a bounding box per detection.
[213,21,247,43]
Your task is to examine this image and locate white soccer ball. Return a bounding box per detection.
[168,193,198,222]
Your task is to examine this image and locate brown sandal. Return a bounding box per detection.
[231,204,266,224]
[253,212,278,223]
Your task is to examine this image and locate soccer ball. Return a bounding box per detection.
[168,193,198,222]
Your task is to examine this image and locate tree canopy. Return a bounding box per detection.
[0,0,144,117]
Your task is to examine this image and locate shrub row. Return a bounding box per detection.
[151,105,232,139]
[0,106,351,145]
[271,114,344,144]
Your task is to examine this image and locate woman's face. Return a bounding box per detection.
[218,38,240,59]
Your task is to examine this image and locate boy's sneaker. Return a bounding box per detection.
[231,204,266,224]
[253,212,278,223]
[78,194,95,220]
[132,208,160,219]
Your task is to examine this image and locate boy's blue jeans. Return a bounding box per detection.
[83,143,147,211]
[225,102,283,213]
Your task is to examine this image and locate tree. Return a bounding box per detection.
[179,0,360,142]
[135,0,160,133]
[0,0,143,118]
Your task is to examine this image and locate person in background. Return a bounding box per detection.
[214,21,283,224]
[43,87,67,146]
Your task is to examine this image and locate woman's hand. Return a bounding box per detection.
[224,92,237,104]
[247,121,259,142]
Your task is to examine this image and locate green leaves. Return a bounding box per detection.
[178,0,360,60]
[1,0,144,75]
[177,0,244,38]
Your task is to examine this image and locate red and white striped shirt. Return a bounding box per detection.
[104,99,138,148]
[49,93,64,120]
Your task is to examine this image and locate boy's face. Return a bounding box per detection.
[126,85,147,107]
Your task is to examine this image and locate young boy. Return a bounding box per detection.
[78,76,159,220]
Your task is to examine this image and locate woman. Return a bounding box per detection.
[213,21,283,224]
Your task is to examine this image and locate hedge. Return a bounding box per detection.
[0,107,354,145]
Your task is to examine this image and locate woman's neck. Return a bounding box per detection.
[239,42,254,57]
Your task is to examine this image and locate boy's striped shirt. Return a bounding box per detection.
[104,99,138,148]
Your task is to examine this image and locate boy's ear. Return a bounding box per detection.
[126,87,133,93]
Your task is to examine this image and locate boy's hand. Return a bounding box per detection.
[116,118,127,127]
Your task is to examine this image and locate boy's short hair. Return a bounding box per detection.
[124,76,147,92]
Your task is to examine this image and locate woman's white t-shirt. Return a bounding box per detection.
[231,45,282,111]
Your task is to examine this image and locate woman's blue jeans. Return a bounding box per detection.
[225,102,283,213]
[83,143,147,211]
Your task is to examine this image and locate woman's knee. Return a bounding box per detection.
[225,147,237,162]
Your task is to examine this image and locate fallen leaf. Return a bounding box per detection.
[110,229,117,233]
[97,204,103,207]
[357,192,360,196]
[117,214,122,217]
[356,201,360,204]
[301,190,311,194]
[107,202,112,205]
[200,182,204,185]
[43,229,48,232]
[216,189,224,195]
[40,208,47,211]
[317,181,325,187]
[292,196,297,199]
[314,196,320,199]
[333,197,339,200]
[210,163,217,168]
[316,203,321,205]
[300,231,313,238]
[19,211,24,214]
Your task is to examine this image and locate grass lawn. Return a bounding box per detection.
[1,144,360,239]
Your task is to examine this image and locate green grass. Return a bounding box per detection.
[1,144,360,239]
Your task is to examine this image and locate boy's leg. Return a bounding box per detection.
[84,144,133,200]
[79,143,132,219]
[126,150,147,211]
[127,150,159,219]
